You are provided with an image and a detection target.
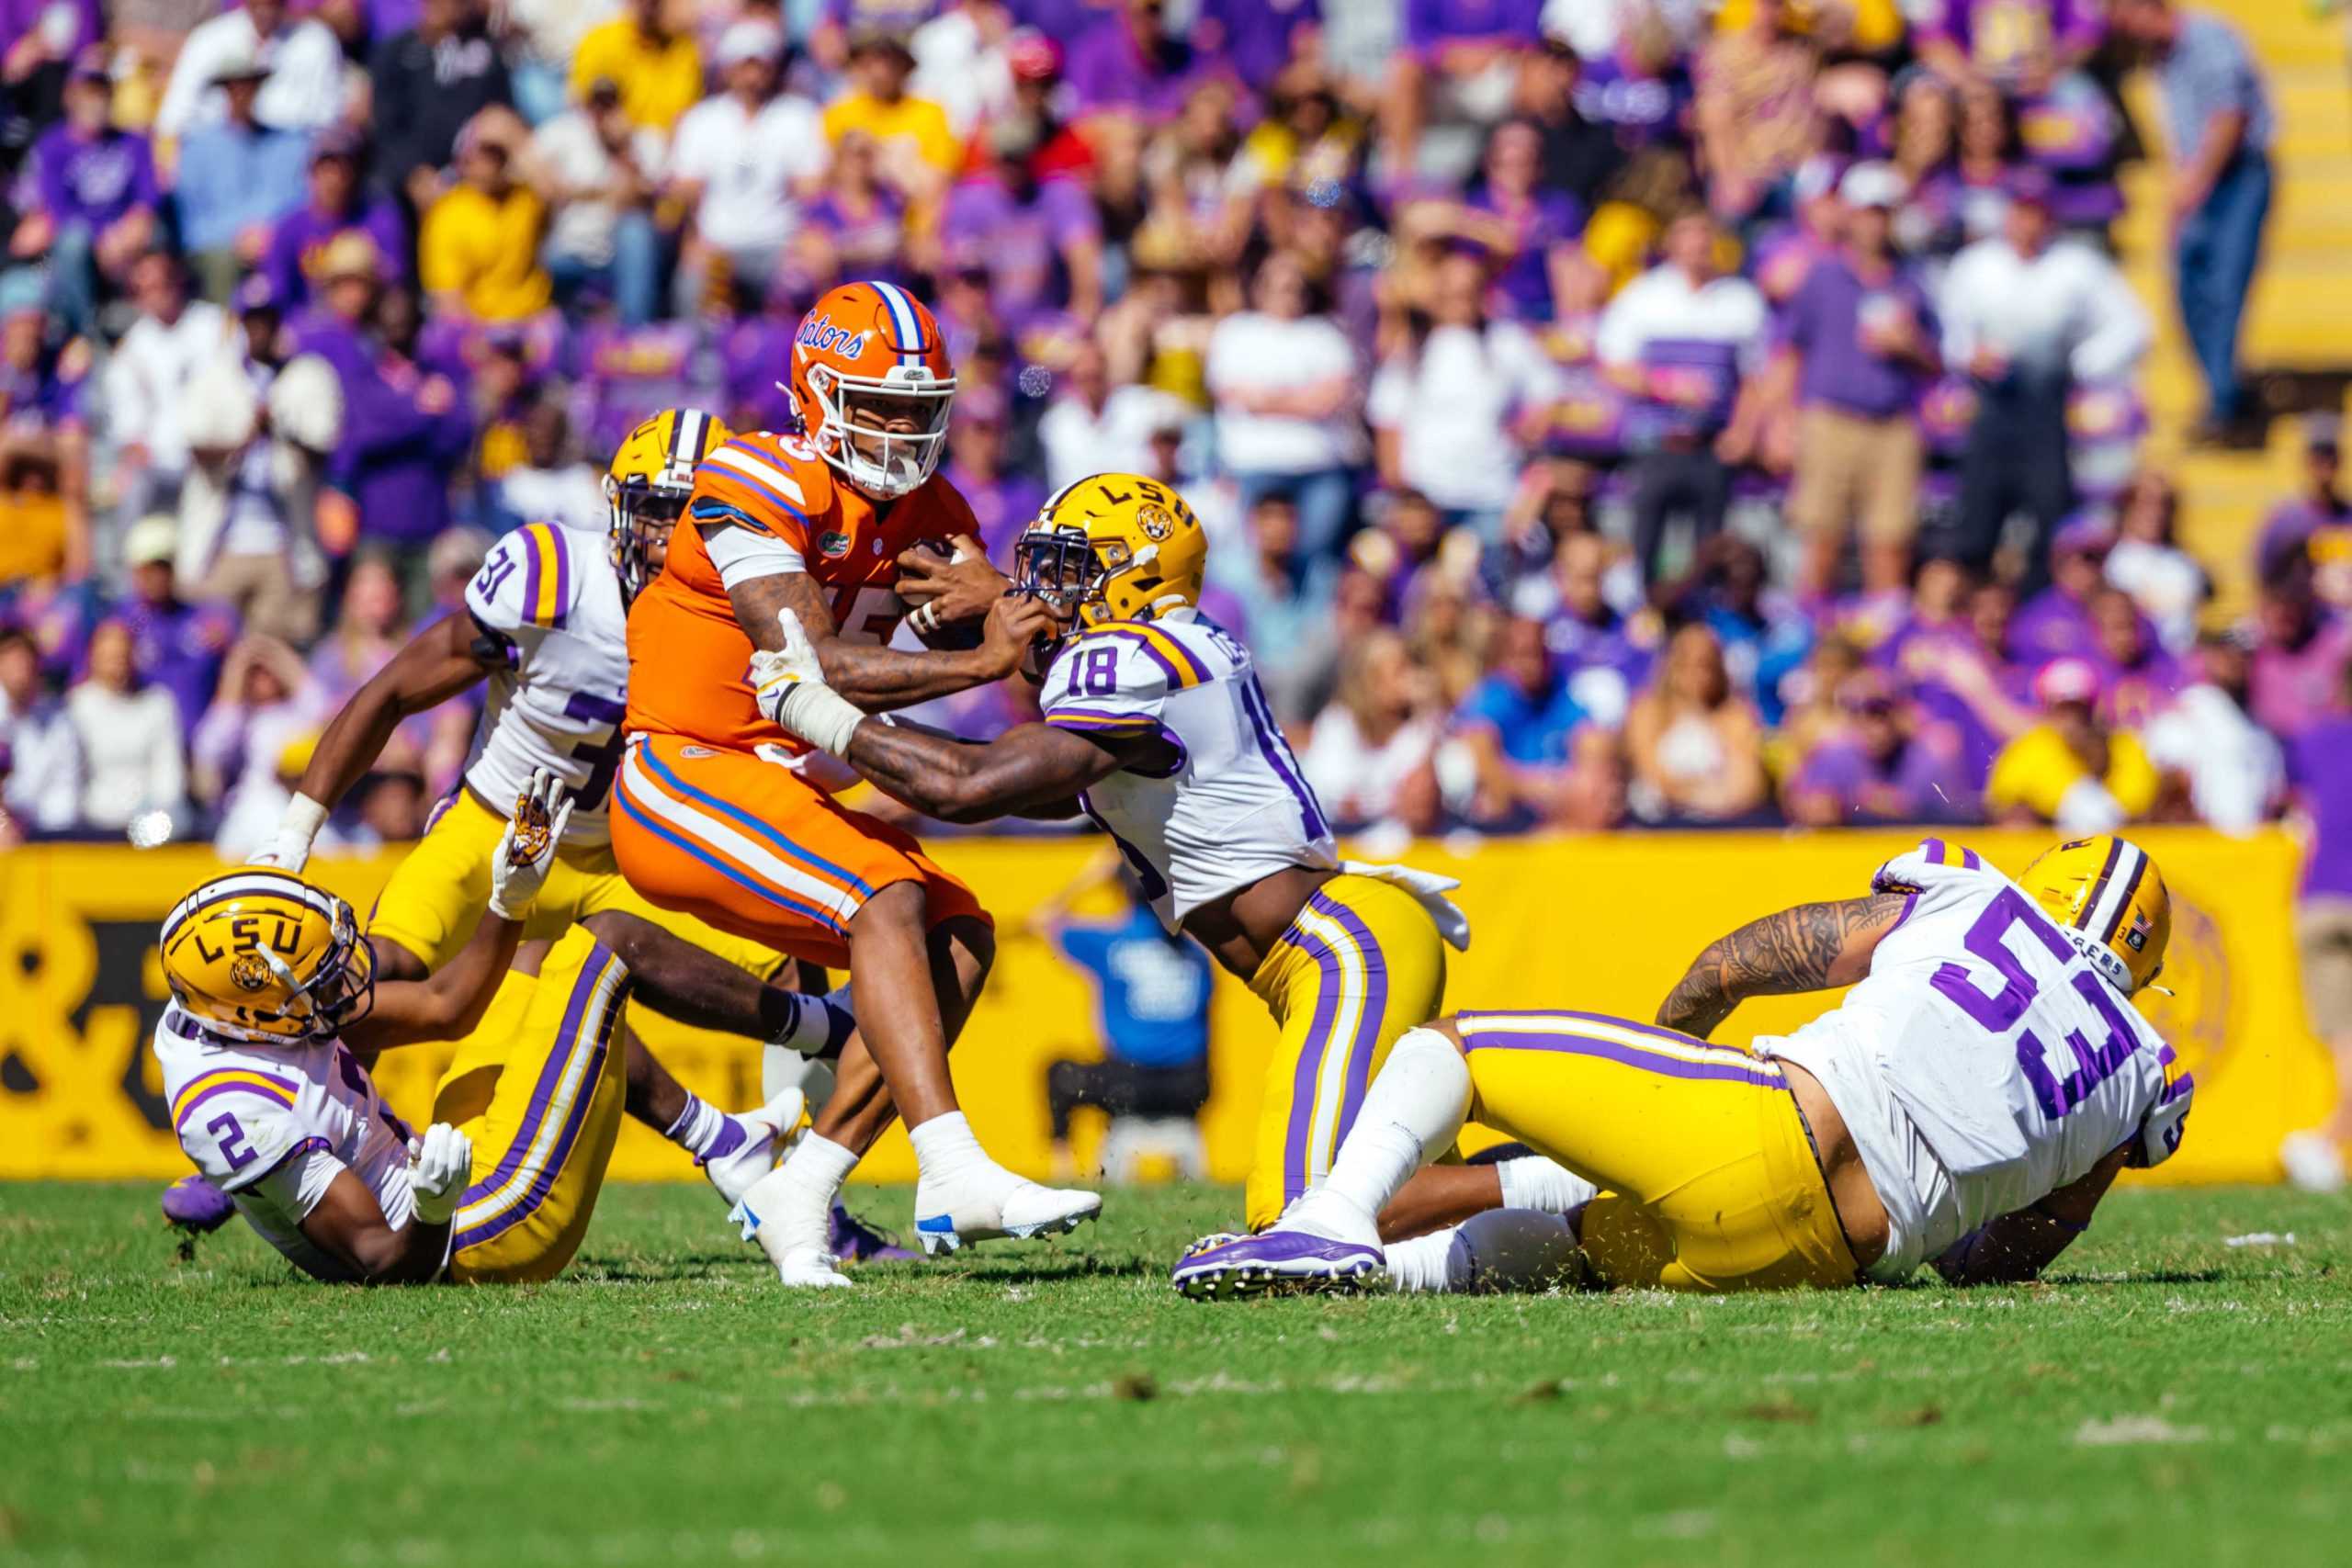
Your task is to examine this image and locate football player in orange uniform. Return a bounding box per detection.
[614,280,1097,1287]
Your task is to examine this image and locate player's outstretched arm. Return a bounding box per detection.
[1932,1144,2129,1287]
[262,615,498,867]
[1656,892,1911,1039]
[295,1165,457,1284]
[850,719,1135,825]
[727,564,1026,711]
[345,771,569,1051]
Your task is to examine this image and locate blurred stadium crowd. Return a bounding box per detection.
[0,0,2339,858]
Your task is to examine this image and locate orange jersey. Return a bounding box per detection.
[624,428,979,752]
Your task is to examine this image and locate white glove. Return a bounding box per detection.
[250,793,327,872]
[1341,860,1473,953]
[406,1122,474,1226]
[487,766,572,919]
[749,609,866,759]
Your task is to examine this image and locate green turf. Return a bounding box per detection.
[1,1181,2347,1567]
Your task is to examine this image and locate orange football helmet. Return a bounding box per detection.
[783,280,957,500]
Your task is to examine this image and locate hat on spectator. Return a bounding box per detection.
[2032,657,2103,708]
[210,39,272,85]
[311,126,367,165]
[123,515,180,569]
[1835,668,1899,714]
[846,28,916,65]
[584,74,624,107]
[717,17,784,68]
[2301,412,2341,455]
[1792,155,1844,205]
[232,273,279,315]
[312,231,381,285]
[2051,513,2116,557]
[1838,161,1906,210]
[67,46,109,83]
[1006,30,1062,83]
[2007,166,2055,209]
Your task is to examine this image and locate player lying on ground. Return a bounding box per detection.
[751,471,1589,1242]
[166,412,906,1261]
[616,283,1099,1286]
[156,772,747,1283]
[1174,834,2196,1297]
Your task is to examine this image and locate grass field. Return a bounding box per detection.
[2,1180,2347,1567]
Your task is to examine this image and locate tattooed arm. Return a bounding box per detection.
[722,556,1024,712]
[1655,892,1911,1039]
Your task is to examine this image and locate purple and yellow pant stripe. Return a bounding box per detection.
[443,931,632,1284]
[1244,874,1449,1230]
[1453,1010,1859,1292]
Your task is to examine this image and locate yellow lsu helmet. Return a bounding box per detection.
[2019,835,2172,995]
[607,407,730,602]
[1013,472,1207,635]
[159,868,375,1043]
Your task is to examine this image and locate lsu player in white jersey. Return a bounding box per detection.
[1175,834,2196,1298]
[153,771,695,1283]
[746,473,1592,1248]
[164,411,903,1260]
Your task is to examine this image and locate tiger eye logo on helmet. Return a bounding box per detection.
[230,953,271,992]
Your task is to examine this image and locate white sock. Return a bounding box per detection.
[763,1046,838,1110]
[772,1132,859,1217]
[1497,1154,1599,1215]
[769,987,854,1056]
[1382,1226,1461,1292]
[1385,1211,1587,1294]
[661,1092,729,1158]
[1290,1027,1472,1228]
[908,1110,997,1184]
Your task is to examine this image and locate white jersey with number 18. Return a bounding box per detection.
[1037,610,1337,928]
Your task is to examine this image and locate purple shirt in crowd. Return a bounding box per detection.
[1574,51,1688,150]
[2290,716,2352,900]
[2008,585,2100,668]
[1406,0,1543,58]
[1063,17,1223,120]
[940,175,1099,325]
[1466,187,1582,321]
[332,352,475,547]
[1775,250,1937,422]
[942,462,1048,563]
[2252,615,2352,739]
[112,595,237,731]
[28,124,159,231]
[1913,0,2103,78]
[0,0,102,59]
[720,315,799,434]
[261,197,410,309]
[2256,494,2352,580]
[1193,0,1318,91]
[1790,725,1975,824]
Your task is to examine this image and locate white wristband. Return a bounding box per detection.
[268,793,329,870]
[777,682,867,760]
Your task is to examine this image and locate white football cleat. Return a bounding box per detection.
[2280,1129,2346,1194]
[730,1166,853,1290]
[911,1175,1102,1255]
[700,1088,808,1208]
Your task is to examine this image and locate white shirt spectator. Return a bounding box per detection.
[498,459,609,536]
[910,6,1015,139]
[1299,706,1442,831]
[0,689,83,832]
[103,298,232,478]
[1038,386,1192,495]
[66,681,185,830]
[1593,263,1770,398]
[155,8,346,139]
[2143,683,2283,835]
[533,108,666,270]
[2107,537,2209,653]
[1366,322,1561,513]
[1206,310,1364,476]
[1938,236,2152,383]
[666,92,828,254]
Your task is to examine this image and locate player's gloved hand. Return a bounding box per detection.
[250,793,328,873]
[406,1122,474,1226]
[488,766,572,919]
[1340,860,1473,953]
[750,610,866,759]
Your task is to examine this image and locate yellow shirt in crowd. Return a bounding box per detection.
[421,185,553,321]
[1984,725,2161,826]
[821,92,960,177]
[571,18,704,131]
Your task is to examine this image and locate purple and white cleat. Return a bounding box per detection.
[1171,1228,1387,1301]
[829,1203,920,1264]
[161,1174,236,1235]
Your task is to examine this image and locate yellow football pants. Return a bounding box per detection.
[368,789,788,981]
[1453,1010,1860,1292]
[443,931,631,1284]
[1245,874,1449,1231]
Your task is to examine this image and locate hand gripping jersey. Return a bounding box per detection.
[462,521,631,843]
[623,429,979,754]
[154,1006,417,1281]
[1039,611,1338,927]
[1758,840,2195,1281]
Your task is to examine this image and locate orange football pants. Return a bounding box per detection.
[611,733,989,969]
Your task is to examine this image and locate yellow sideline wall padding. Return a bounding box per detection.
[0,829,2330,1186]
